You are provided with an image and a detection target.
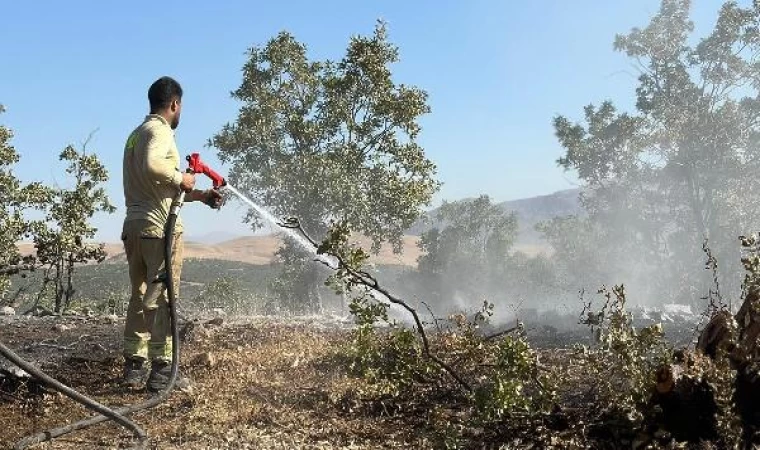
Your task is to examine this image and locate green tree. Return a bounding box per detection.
[550,0,760,304]
[211,22,439,312]
[415,195,518,308]
[34,142,115,313]
[191,276,258,316]
[0,106,51,305]
[536,216,619,294]
[269,238,328,314]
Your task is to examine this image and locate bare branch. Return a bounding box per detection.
[421,301,443,333]
[289,217,473,392]
[483,325,520,342]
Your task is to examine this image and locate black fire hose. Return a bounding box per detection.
[5,191,185,450]
[0,342,147,446]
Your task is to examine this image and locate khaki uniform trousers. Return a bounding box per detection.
[121,219,184,362]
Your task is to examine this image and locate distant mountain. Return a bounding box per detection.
[98,234,423,267]
[16,190,583,268]
[409,188,584,245]
[499,188,584,244]
[185,230,244,245]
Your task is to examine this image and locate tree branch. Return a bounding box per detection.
[484,325,520,341]
[421,301,443,333]
[284,218,473,392]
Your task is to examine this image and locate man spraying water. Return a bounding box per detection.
[121,76,222,392]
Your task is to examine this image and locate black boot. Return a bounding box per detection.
[146,359,191,393]
[122,356,148,388]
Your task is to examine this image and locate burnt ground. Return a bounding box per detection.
[1,315,432,450]
[0,315,701,450]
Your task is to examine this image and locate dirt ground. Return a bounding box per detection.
[1,315,452,450]
[0,314,704,450]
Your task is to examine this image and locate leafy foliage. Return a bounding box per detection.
[211,21,439,312]
[418,195,517,274]
[577,285,673,423]
[537,216,617,291]
[548,0,760,305]
[269,239,328,314]
[303,218,558,446]
[474,332,547,420]
[33,142,115,313]
[0,111,114,313]
[405,195,521,311]
[191,276,264,316]
[342,294,555,416]
[0,106,52,304]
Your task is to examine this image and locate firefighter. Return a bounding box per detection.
[121,76,221,392]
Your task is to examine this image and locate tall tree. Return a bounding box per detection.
[551,0,760,304]
[211,22,439,312]
[34,142,115,313]
[415,195,518,309]
[0,106,51,305]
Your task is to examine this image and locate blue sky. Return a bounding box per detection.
[0,1,729,241]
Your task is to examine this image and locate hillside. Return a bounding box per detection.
[18,235,424,267]
[410,188,583,245]
[499,188,583,244]
[15,189,578,267]
[18,233,553,268]
[192,234,425,266]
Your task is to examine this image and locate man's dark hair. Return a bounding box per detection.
[148,76,183,112]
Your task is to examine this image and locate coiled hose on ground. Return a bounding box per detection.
[1,191,185,450]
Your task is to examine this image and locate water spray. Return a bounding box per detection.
[223,185,394,309]
[224,185,337,268]
[187,153,335,265]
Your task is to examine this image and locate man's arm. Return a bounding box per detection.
[143,126,195,191]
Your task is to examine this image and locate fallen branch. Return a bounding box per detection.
[421,301,444,333]
[283,218,473,393]
[0,389,24,402]
[484,325,520,341]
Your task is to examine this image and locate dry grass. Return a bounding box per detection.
[0,318,434,450]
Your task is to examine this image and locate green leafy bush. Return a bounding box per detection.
[576,285,672,422]
[474,331,554,420]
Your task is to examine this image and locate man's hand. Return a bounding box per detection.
[203,189,224,209]
[190,189,223,209]
[180,173,196,192]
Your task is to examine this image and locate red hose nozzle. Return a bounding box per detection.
[186,153,226,189]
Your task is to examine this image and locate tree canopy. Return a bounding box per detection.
[211,22,440,312]
[211,21,439,252]
[550,0,760,303]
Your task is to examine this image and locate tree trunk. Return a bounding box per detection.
[314,288,323,315]
[685,167,709,241]
[64,253,75,311]
[54,258,63,314]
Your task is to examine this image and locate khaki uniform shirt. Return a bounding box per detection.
[122,114,184,237]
